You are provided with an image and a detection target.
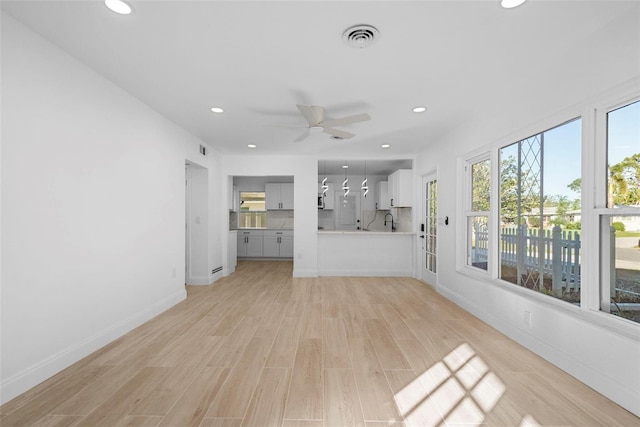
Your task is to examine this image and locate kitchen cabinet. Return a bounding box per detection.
[388,169,413,208]
[237,229,264,257]
[228,230,237,273]
[318,182,335,210]
[375,181,389,210]
[263,230,293,258]
[266,183,294,210]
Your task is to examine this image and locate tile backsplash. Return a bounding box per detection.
[266,210,294,229]
[229,210,294,229]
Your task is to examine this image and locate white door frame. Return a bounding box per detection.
[185,161,209,285]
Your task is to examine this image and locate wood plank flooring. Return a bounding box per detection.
[1,260,638,426]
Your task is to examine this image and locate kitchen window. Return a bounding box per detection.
[239,191,266,228]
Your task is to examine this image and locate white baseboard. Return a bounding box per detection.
[293,268,318,278]
[187,275,211,285]
[0,288,186,406]
[318,269,413,277]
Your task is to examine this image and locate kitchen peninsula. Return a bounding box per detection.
[316,161,416,276]
[317,230,416,276]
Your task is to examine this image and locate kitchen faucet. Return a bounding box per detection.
[384,213,395,232]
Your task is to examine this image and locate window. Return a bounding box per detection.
[599,100,640,323]
[239,191,266,228]
[498,119,582,303]
[458,88,639,328]
[465,157,491,271]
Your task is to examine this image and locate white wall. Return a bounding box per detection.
[0,14,221,404]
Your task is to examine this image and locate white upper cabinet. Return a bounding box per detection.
[388,169,413,208]
[318,182,335,210]
[266,183,294,210]
[375,181,389,210]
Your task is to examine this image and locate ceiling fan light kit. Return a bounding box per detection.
[293,104,371,142]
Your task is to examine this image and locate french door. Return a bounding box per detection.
[422,174,438,285]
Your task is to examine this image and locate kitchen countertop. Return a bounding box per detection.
[318,230,416,235]
[231,228,293,230]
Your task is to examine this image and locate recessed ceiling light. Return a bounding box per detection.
[412,106,427,113]
[342,165,349,169]
[247,144,256,149]
[381,144,390,149]
[210,107,224,113]
[104,0,133,15]
[501,0,527,9]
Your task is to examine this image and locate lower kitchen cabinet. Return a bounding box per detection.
[237,230,264,258]
[262,230,293,258]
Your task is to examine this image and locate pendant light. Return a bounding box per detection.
[342,163,350,203]
[361,160,369,197]
[321,161,328,200]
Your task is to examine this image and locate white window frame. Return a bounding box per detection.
[588,93,640,325]
[461,152,494,277]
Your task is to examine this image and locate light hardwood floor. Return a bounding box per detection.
[1,261,638,426]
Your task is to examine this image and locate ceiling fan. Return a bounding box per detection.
[293,104,370,142]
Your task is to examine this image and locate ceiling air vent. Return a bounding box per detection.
[342,24,379,49]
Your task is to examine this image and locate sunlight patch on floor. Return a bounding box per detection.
[394,343,506,426]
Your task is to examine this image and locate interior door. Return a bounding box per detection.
[422,174,438,285]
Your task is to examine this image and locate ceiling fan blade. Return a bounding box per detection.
[323,128,355,139]
[321,113,371,128]
[293,129,310,142]
[296,104,324,126]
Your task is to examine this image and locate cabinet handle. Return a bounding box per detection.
[391,198,394,207]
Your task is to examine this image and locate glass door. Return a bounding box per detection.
[422,174,438,285]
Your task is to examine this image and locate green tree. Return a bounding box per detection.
[550,195,571,227]
[568,178,581,194]
[609,153,640,206]
[500,155,540,225]
[471,160,491,211]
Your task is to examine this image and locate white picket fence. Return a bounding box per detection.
[475,225,581,291]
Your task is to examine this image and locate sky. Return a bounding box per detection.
[504,100,639,200]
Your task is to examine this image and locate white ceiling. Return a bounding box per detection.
[2,0,639,164]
